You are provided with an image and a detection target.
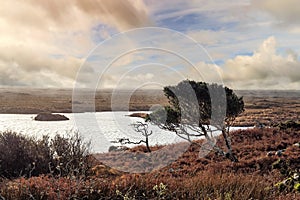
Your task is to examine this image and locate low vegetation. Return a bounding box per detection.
[0,131,93,179]
[0,82,298,199]
[0,126,299,199]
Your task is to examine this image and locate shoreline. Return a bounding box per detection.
[0,89,299,127]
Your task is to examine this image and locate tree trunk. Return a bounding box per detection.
[145,137,151,153]
[222,128,238,162]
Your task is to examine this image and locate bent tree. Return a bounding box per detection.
[113,122,153,153]
[147,80,244,162]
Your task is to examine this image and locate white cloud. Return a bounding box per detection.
[0,0,152,87]
[187,29,242,46]
[222,36,300,89]
[81,34,300,90]
[1,0,299,90]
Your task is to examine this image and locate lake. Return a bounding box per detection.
[0,112,250,153]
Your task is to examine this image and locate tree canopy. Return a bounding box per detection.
[147,80,244,162]
[149,80,244,127]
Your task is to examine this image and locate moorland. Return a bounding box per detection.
[0,88,299,199]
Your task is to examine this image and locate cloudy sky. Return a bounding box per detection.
[1,0,300,89]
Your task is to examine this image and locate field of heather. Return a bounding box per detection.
[0,89,299,199]
[2,0,299,199]
[0,127,299,199]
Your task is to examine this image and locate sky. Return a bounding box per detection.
[1,0,300,90]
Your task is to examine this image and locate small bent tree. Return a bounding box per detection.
[114,122,153,152]
[147,80,244,162]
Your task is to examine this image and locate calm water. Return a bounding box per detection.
[0,112,249,153]
[0,112,185,152]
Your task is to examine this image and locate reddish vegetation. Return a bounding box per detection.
[234,91,300,127]
[1,127,299,199]
[94,128,299,176]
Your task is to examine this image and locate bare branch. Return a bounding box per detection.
[116,138,146,145]
[112,121,153,152]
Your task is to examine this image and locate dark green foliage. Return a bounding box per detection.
[0,131,91,179]
[148,80,244,161]
[149,80,244,127]
[146,106,179,125]
[224,86,245,121]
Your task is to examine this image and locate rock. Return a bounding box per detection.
[128,113,149,119]
[108,146,118,152]
[34,113,69,121]
[108,145,129,152]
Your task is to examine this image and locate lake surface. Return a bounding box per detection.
[0,112,250,153]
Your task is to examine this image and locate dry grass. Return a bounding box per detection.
[234,90,300,126]
[1,127,299,199]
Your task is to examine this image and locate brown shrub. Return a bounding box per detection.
[0,172,274,200]
[0,131,93,179]
[1,128,299,199]
[0,131,51,178]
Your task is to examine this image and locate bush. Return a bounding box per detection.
[49,133,92,177]
[0,131,92,179]
[0,131,51,178]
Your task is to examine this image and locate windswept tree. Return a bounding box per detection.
[113,122,153,152]
[147,80,244,162]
